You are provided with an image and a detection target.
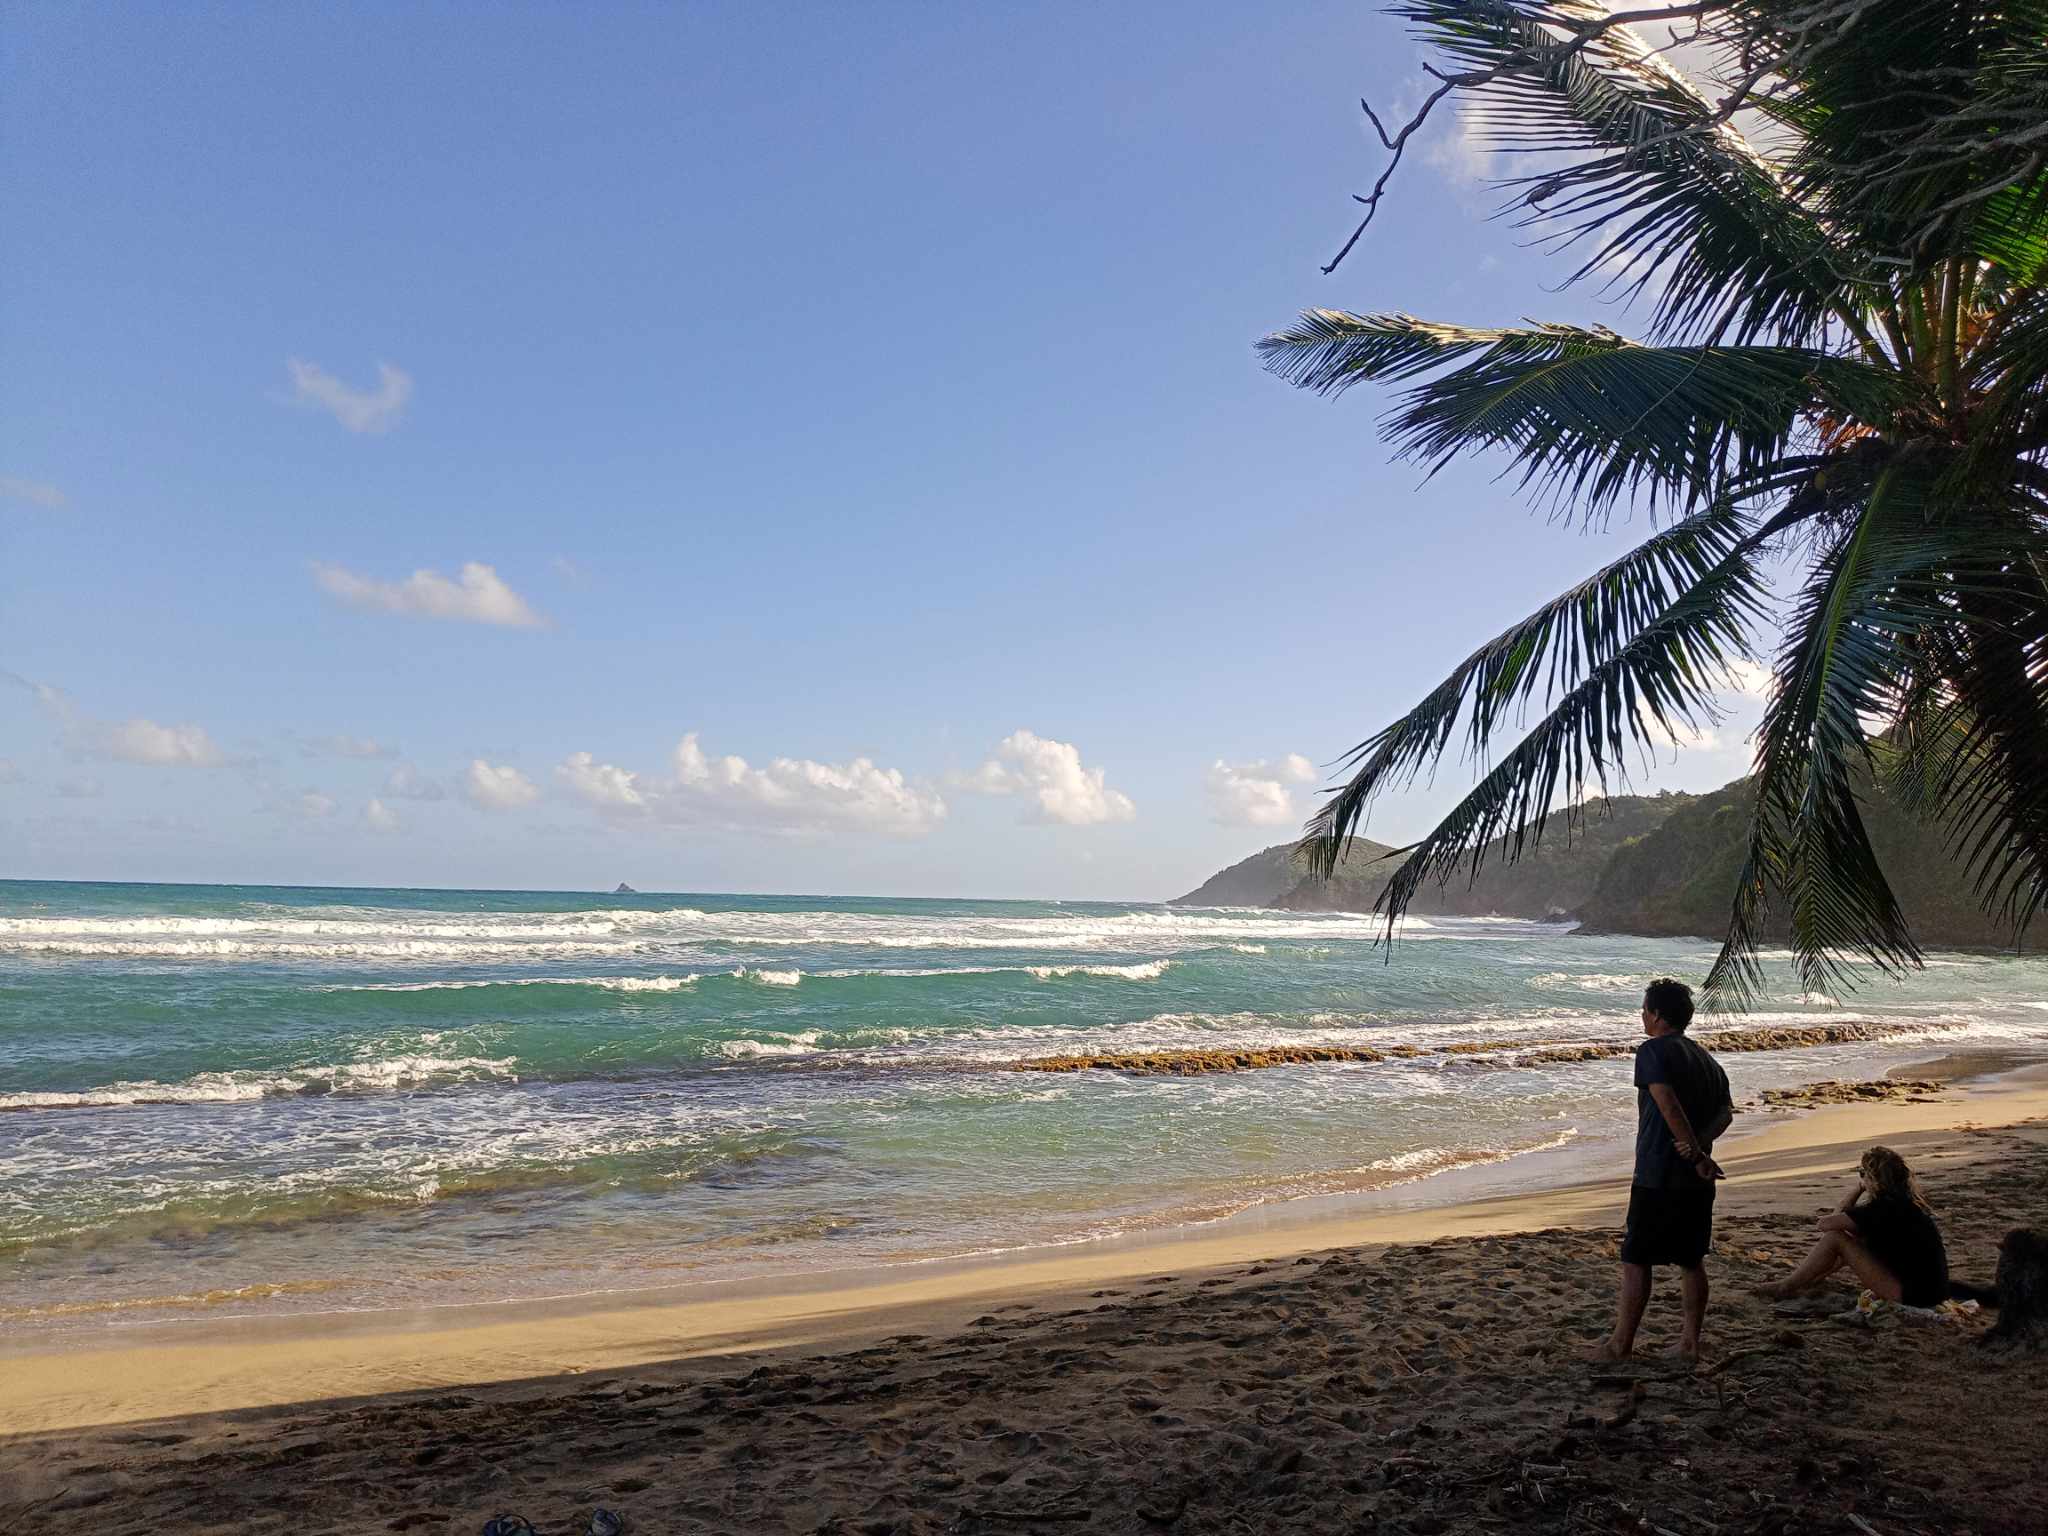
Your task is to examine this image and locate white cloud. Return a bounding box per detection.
[557,751,648,812]
[11,676,225,767]
[55,775,104,799]
[299,791,338,820]
[553,734,945,838]
[0,476,65,509]
[364,797,401,834]
[0,758,22,785]
[382,761,446,801]
[302,734,395,760]
[464,759,540,811]
[962,729,1135,826]
[1723,659,1775,700]
[313,561,546,629]
[287,359,413,434]
[1206,753,1317,827]
[96,717,224,767]
[672,734,945,835]
[1662,721,1721,752]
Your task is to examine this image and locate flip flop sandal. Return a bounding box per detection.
[589,1511,625,1536]
[483,1519,537,1536]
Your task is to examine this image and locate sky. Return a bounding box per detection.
[0,2,1774,901]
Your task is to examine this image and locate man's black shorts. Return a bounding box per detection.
[1620,1182,1715,1267]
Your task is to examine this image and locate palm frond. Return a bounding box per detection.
[1305,525,1767,916]
[1781,0,2048,271]
[1887,545,2048,937]
[1258,311,1900,512]
[1390,0,1866,342]
[1702,465,2039,1005]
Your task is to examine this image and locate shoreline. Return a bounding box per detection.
[7,1054,2044,1436]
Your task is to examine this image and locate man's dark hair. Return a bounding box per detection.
[1644,978,1695,1032]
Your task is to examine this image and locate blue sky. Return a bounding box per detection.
[0,2,1768,900]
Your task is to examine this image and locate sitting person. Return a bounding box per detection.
[1759,1145,1950,1307]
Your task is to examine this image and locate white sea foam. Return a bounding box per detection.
[733,968,804,986]
[1527,971,1641,992]
[0,937,627,960]
[340,975,701,993]
[1024,960,1170,981]
[1365,1128,1579,1179]
[0,903,1551,964]
[0,1055,518,1111]
[715,1032,823,1058]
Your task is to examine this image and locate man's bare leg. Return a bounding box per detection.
[1593,1262,1651,1359]
[1677,1264,1707,1357]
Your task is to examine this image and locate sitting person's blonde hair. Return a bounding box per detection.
[1860,1145,1933,1214]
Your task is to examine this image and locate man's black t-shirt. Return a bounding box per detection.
[1633,1032,1732,1189]
[1851,1193,1950,1306]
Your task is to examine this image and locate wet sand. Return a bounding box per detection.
[5,1067,2047,1534]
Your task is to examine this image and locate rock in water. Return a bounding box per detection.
[613,882,637,894]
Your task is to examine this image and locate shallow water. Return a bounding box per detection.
[4,879,2044,1339]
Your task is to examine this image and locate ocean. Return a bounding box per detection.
[4,879,2045,1340]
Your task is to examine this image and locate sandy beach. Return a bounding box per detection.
[6,1062,2046,1534]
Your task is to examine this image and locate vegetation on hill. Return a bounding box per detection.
[1171,837,1398,907]
[1578,778,2025,949]
[1184,775,2025,951]
[1270,792,1694,918]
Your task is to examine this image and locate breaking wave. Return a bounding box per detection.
[0,1054,517,1111]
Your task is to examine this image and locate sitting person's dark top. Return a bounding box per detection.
[1850,1192,1950,1306]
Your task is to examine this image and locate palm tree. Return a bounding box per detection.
[1260,0,2048,1006]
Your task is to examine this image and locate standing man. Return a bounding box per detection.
[1595,978,1734,1362]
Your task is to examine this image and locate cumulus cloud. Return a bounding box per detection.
[1662,720,1721,752]
[672,734,945,835]
[464,759,540,811]
[1206,753,1317,827]
[301,733,395,760]
[1723,659,1775,699]
[557,751,648,812]
[1,476,65,509]
[0,758,22,785]
[287,359,413,434]
[962,730,1135,826]
[95,718,224,766]
[299,791,338,820]
[363,797,401,833]
[313,561,546,628]
[9,675,225,767]
[382,761,446,801]
[553,734,945,838]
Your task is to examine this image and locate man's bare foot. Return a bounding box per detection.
[1588,1338,1632,1362]
[1675,1338,1702,1362]
[1755,1280,1794,1301]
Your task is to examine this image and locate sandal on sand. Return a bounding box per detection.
[589,1512,625,1536]
[483,1519,536,1536]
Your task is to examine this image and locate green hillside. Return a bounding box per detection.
[1269,791,1698,919]
[1170,836,1400,907]
[1575,777,2025,949]
[1182,776,2027,952]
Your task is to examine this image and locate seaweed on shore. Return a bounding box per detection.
[1017,1021,1941,1077]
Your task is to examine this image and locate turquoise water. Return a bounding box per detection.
[4,879,2045,1337]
